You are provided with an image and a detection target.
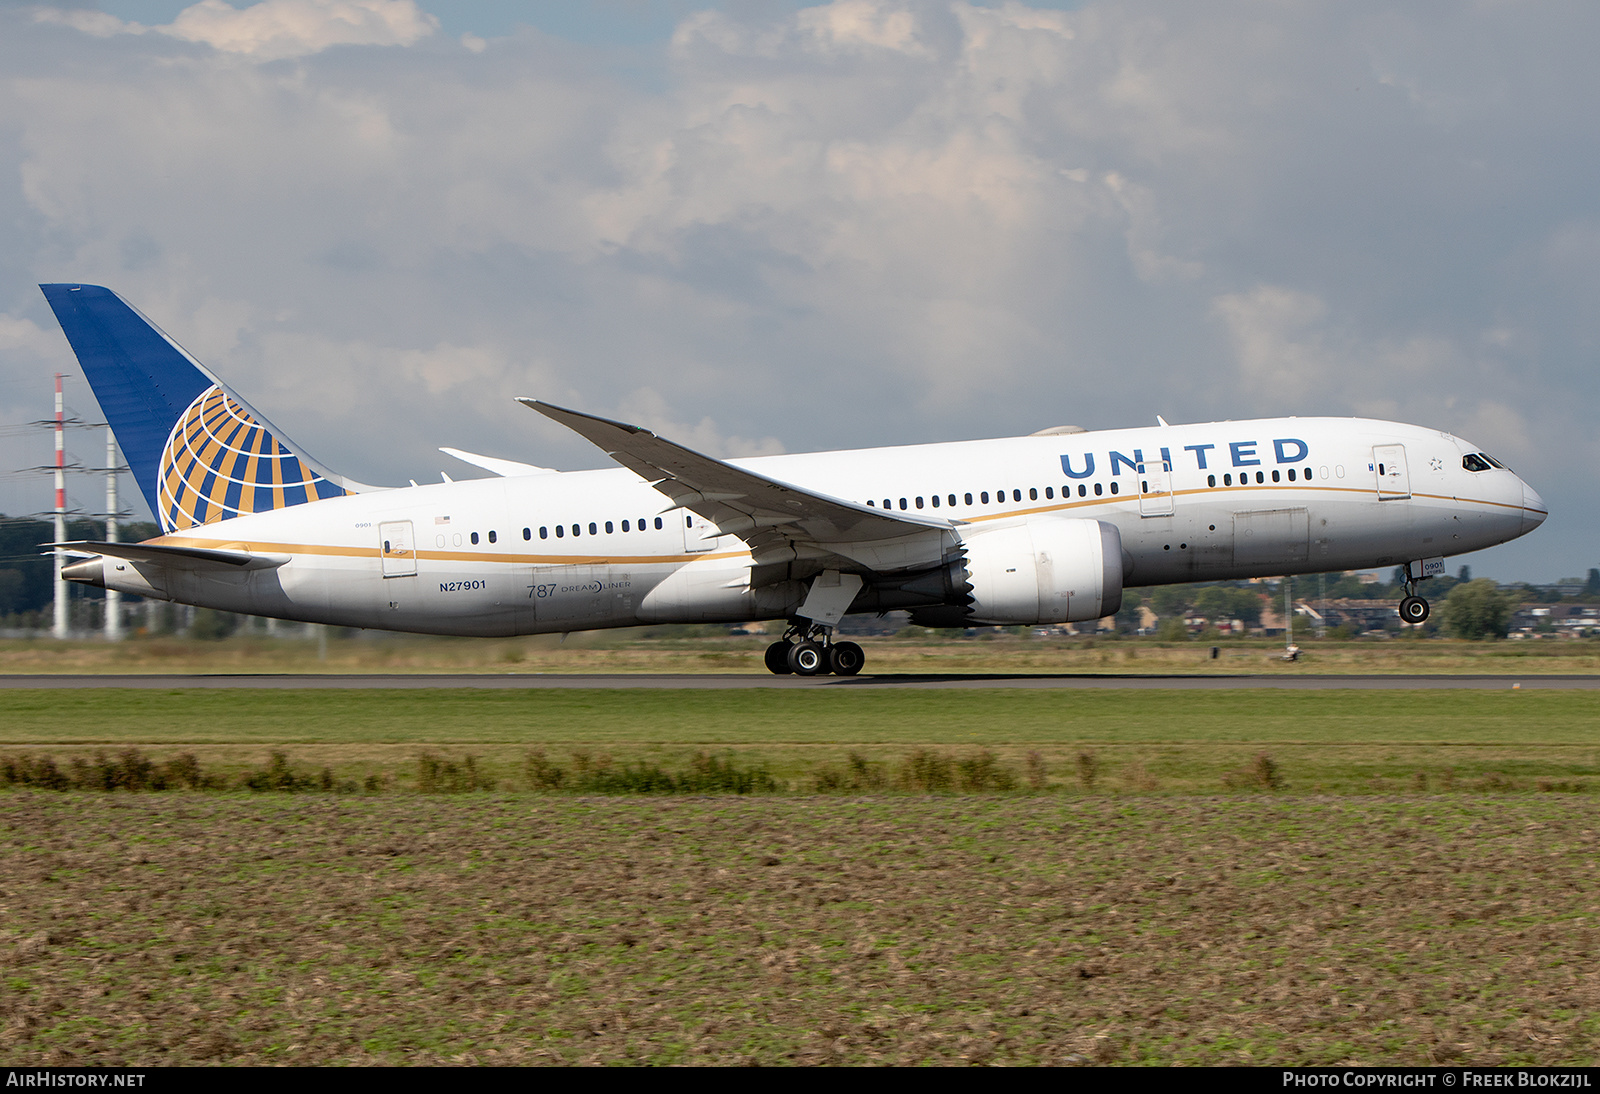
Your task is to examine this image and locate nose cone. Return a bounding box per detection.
[1521,481,1548,534]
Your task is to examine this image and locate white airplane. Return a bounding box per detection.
[42,284,1547,675]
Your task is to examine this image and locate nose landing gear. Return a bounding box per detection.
[764,625,865,676]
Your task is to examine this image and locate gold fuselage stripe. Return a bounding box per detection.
[144,481,1539,567]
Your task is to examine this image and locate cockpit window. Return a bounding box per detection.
[1462,454,1492,472]
[1482,453,1505,469]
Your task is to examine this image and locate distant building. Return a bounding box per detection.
[1316,599,1403,632]
[1510,603,1600,636]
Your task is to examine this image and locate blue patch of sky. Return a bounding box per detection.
[95,0,1085,45]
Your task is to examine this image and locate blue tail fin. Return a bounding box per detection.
[40,284,367,533]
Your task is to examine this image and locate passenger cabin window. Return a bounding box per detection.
[965,493,973,505]
[1078,484,1087,497]
[916,497,924,509]
[488,530,497,543]
[622,520,630,531]
[931,495,939,507]
[1045,487,1053,499]
[1013,489,1022,502]
[605,521,613,533]
[1029,488,1037,501]
[1208,474,1216,487]
[654,517,663,530]
[1094,483,1102,496]
[540,527,549,539]
[470,532,479,545]
[1110,482,1119,495]
[523,527,531,540]
[555,526,564,538]
[980,491,989,503]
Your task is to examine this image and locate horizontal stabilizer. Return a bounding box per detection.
[439,447,558,477]
[52,540,289,571]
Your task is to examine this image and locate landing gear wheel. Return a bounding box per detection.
[764,640,794,675]
[787,640,827,676]
[1399,595,1430,624]
[828,641,865,676]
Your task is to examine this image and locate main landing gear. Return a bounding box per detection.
[764,624,865,677]
[1397,565,1431,624]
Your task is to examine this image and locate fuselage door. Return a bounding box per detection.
[1138,459,1175,517]
[682,511,716,553]
[379,520,417,577]
[1373,444,1411,500]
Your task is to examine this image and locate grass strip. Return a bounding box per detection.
[1,687,1598,746]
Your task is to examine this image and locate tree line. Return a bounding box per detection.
[0,516,160,622]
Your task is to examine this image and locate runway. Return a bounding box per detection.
[0,673,1593,689]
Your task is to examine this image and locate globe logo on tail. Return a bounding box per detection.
[157,385,347,532]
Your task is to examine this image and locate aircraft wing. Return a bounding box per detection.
[521,400,957,574]
[52,540,290,571]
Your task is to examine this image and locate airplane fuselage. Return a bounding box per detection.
[98,416,1544,636]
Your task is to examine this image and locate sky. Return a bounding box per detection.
[0,0,1594,582]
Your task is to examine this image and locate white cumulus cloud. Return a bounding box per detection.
[35,0,437,61]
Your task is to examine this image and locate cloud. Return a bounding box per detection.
[35,0,438,60]
[614,389,786,460]
[30,8,142,38]
[3,0,1598,578]
[164,0,436,59]
[1212,284,1460,414]
[797,1,930,56]
[0,314,60,359]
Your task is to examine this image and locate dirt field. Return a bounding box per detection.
[3,793,1597,1065]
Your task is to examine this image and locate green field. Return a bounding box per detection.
[2,687,1597,794]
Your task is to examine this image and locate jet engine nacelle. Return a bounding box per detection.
[959,518,1124,625]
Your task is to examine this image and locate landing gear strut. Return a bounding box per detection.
[1397,564,1431,624]
[763,624,865,677]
